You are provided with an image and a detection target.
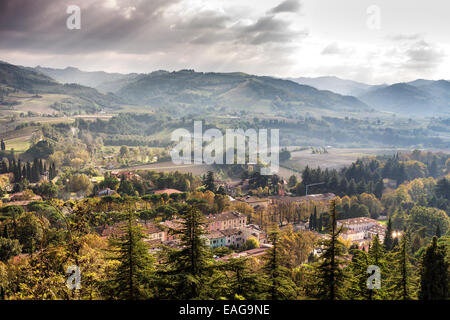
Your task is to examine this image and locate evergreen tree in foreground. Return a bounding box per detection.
[419,236,448,300]
[315,200,348,300]
[389,233,417,300]
[263,224,297,299]
[160,200,213,299]
[108,212,154,300]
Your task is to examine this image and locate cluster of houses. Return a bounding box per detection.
[337,217,387,243]
[99,210,267,250]
[204,211,266,248]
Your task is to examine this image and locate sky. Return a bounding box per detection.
[1,0,449,84]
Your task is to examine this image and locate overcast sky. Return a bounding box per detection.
[1,0,449,84]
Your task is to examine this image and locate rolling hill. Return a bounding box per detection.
[288,76,377,96]
[115,70,369,114]
[359,81,450,116]
[0,61,122,109]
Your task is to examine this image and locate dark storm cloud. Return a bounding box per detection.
[0,0,186,54]
[0,0,306,54]
[268,0,301,14]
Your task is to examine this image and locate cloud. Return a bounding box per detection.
[384,36,446,72]
[321,42,354,55]
[268,0,301,14]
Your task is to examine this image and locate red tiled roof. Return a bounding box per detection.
[153,188,183,195]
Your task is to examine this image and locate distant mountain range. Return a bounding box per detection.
[0,61,120,108]
[360,80,450,116]
[290,76,450,117]
[22,64,370,114]
[1,61,450,117]
[288,76,379,97]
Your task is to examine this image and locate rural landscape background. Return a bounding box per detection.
[0,0,449,301]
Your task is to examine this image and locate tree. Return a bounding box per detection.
[418,236,448,300]
[35,182,58,200]
[118,176,135,196]
[68,174,93,195]
[223,257,266,299]
[159,200,213,299]
[0,237,22,262]
[108,212,154,300]
[288,175,297,188]
[243,237,259,251]
[203,171,216,192]
[262,224,297,299]
[314,201,348,300]
[389,233,417,300]
[374,179,384,199]
[384,217,394,251]
[347,179,357,196]
[0,139,5,151]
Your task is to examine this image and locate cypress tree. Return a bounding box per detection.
[418,236,448,300]
[312,207,318,231]
[384,217,394,251]
[435,225,441,238]
[317,213,323,232]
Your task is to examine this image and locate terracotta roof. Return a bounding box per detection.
[206,231,225,239]
[206,211,245,223]
[160,219,184,231]
[220,228,242,237]
[153,188,183,195]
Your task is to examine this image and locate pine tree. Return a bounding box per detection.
[374,179,384,199]
[367,235,388,299]
[203,171,216,192]
[384,217,394,251]
[223,257,267,300]
[314,200,348,300]
[348,249,372,299]
[389,233,417,300]
[418,236,448,300]
[160,200,213,299]
[108,212,154,300]
[263,224,297,299]
[348,179,357,196]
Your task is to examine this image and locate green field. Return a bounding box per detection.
[4,136,31,152]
